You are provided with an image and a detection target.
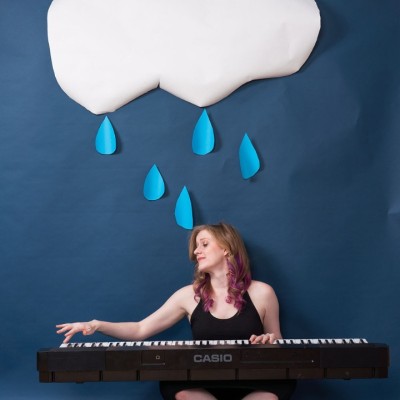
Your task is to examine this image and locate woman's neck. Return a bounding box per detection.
[209,267,229,294]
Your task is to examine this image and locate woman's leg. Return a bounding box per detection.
[242,391,278,400]
[175,388,217,400]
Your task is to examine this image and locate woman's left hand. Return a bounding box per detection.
[249,333,277,344]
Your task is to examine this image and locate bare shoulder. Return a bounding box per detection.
[167,285,197,313]
[248,280,278,301]
[173,285,195,298]
[167,285,195,303]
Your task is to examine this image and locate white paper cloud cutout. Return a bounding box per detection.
[47,0,320,114]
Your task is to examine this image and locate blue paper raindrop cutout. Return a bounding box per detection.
[144,164,165,201]
[96,116,116,154]
[175,186,193,229]
[192,109,214,155]
[239,134,260,179]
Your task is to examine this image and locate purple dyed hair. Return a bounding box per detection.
[189,223,252,312]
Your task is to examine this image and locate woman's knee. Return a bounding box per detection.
[175,388,216,400]
[243,391,279,400]
[175,390,188,400]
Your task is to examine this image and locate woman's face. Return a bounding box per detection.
[194,229,227,272]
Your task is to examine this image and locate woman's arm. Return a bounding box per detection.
[56,285,196,343]
[248,280,282,344]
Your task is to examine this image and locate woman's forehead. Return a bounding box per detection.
[196,229,214,241]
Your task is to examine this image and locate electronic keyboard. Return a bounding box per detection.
[37,338,389,383]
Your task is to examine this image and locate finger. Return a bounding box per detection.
[261,333,275,344]
[253,335,264,344]
[252,335,262,344]
[269,334,277,344]
[63,334,73,344]
[56,325,71,334]
[260,334,269,344]
[249,334,258,344]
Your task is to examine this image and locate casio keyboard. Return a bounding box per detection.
[37,338,389,383]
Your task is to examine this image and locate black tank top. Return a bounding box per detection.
[190,292,264,340]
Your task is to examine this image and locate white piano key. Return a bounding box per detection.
[58,337,370,350]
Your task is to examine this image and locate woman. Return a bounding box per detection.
[56,223,296,400]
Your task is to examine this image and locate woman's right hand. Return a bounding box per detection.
[56,321,97,344]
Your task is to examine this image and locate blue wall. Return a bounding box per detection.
[0,0,399,399]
